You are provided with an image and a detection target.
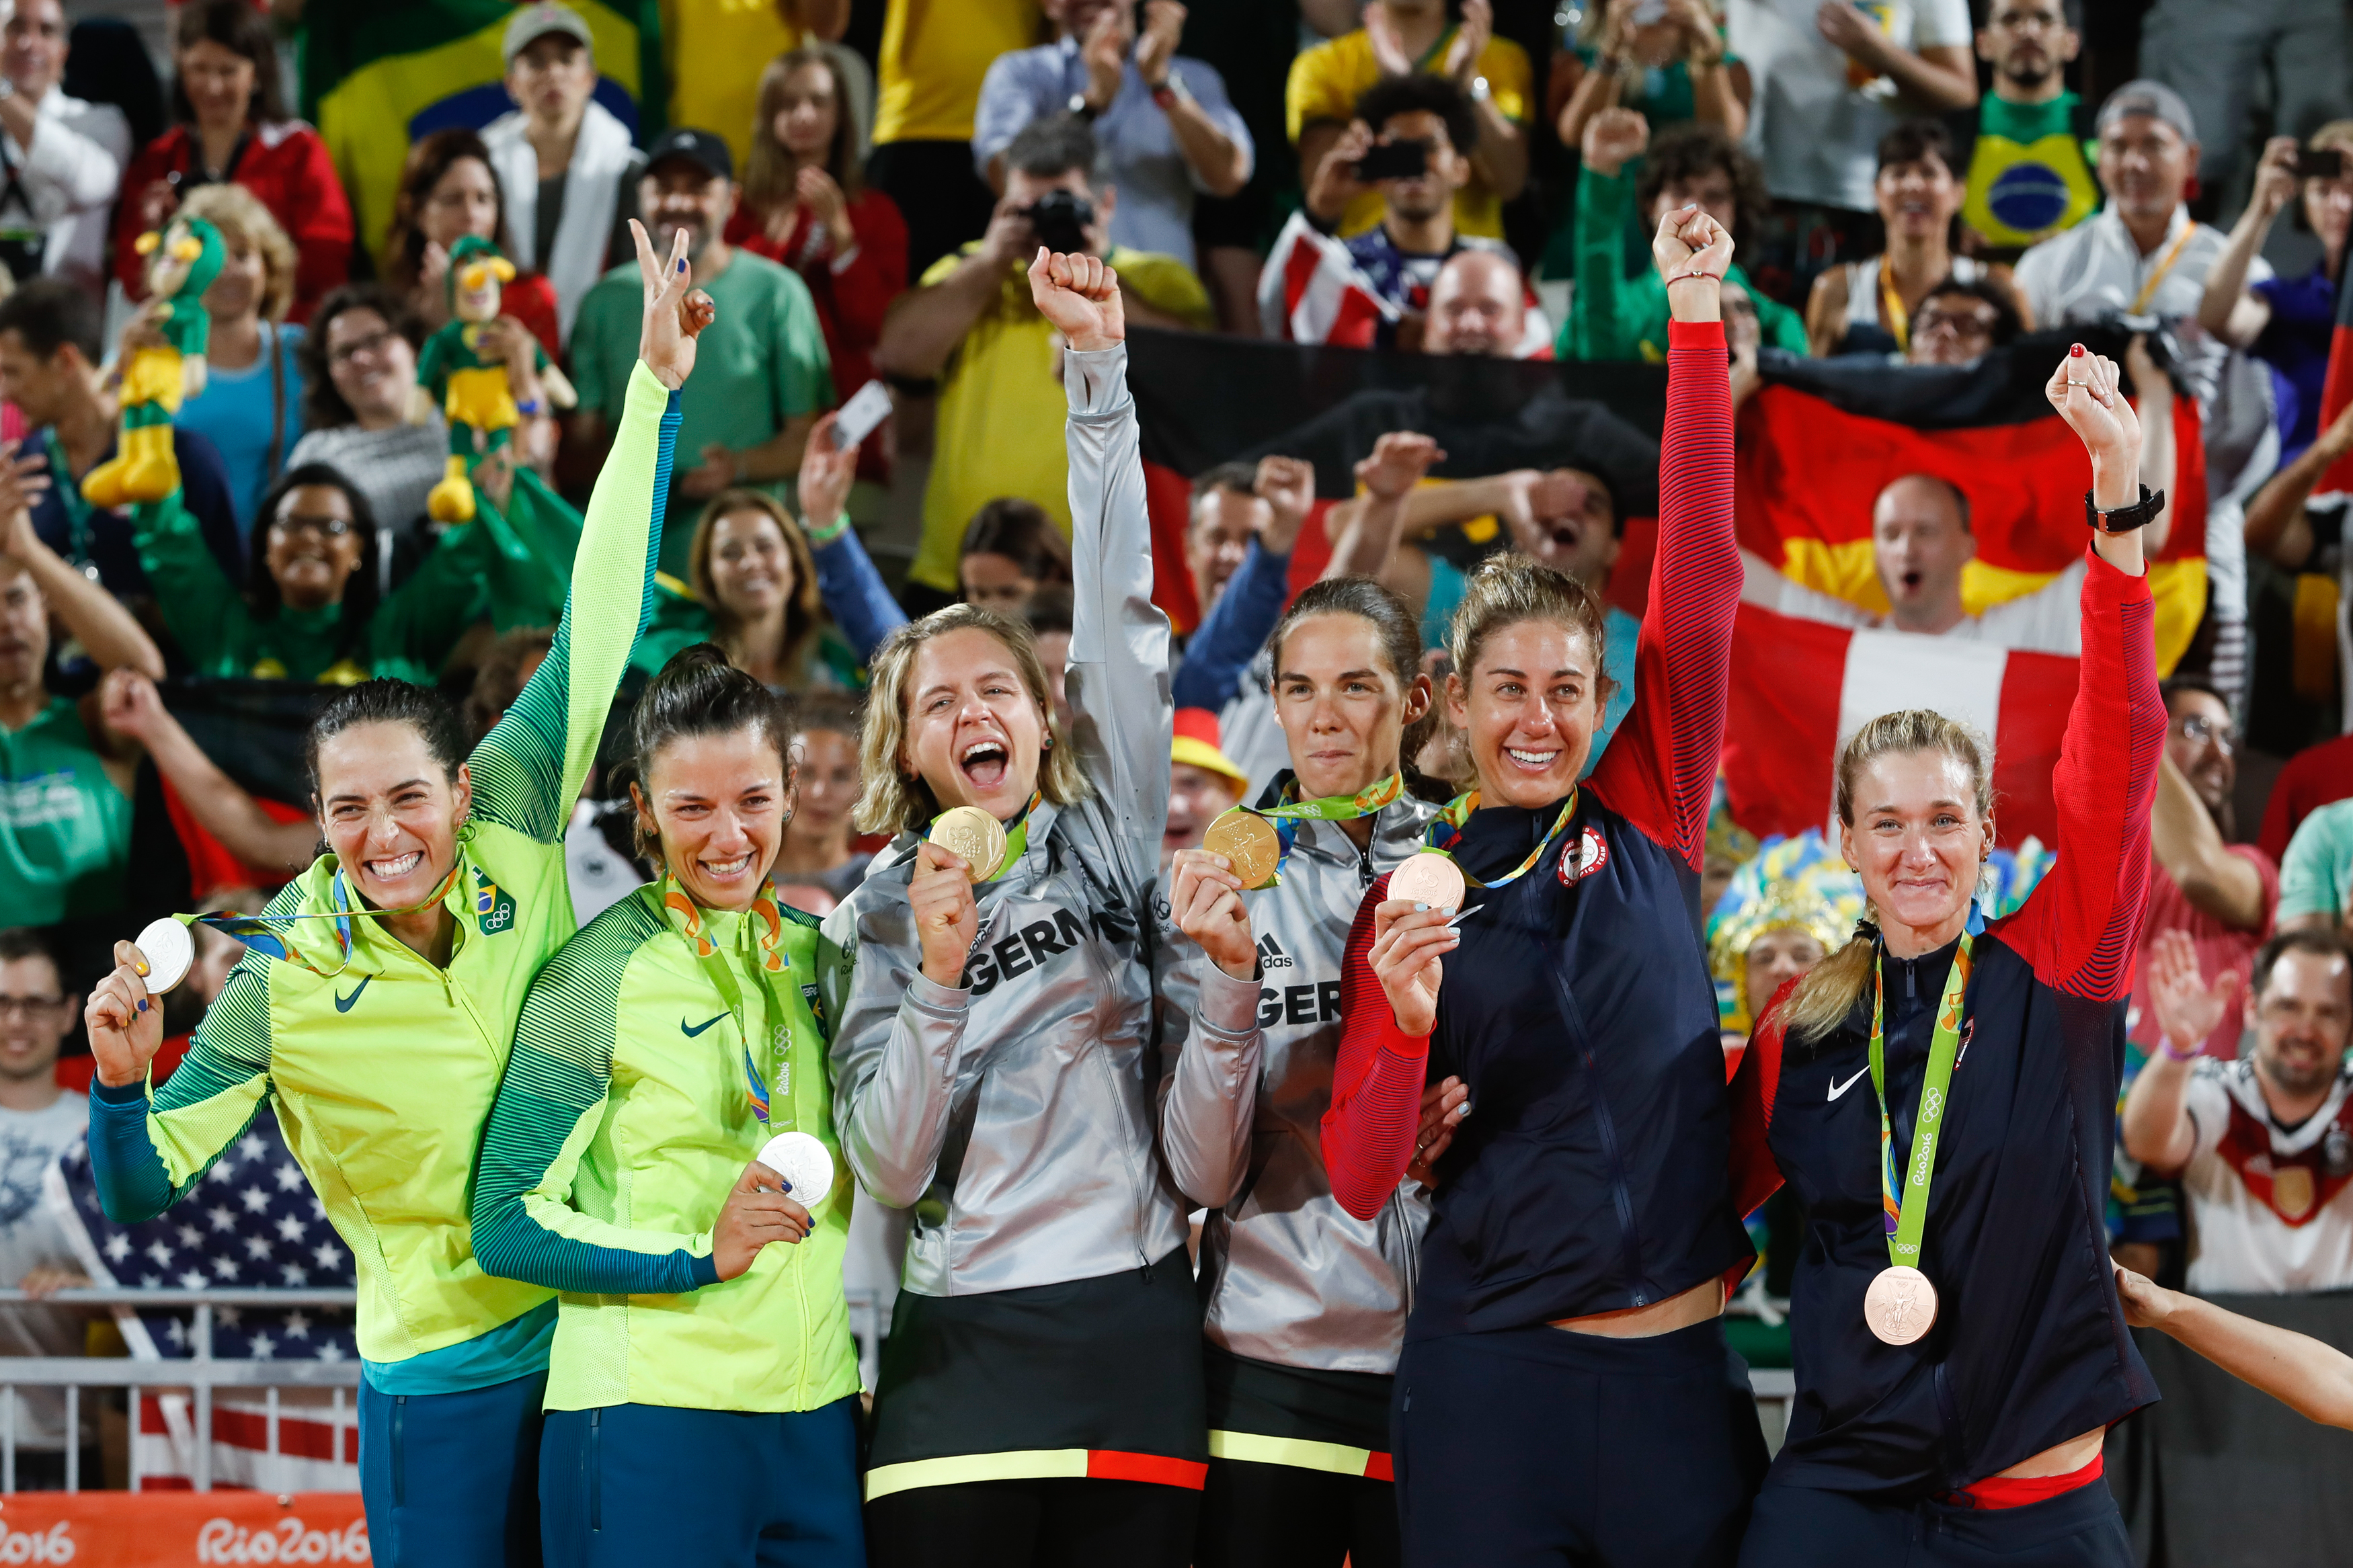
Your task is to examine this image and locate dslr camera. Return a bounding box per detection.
[1022,190,1094,257]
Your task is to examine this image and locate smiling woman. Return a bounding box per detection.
[81,218,704,1567]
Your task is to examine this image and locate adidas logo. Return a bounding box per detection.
[1257,933,1293,971]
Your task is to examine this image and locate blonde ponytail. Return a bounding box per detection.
[1775,710,1994,1045]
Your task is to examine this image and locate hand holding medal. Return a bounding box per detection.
[713,1155,815,1281]
[1171,823,1265,982]
[911,819,988,989]
[1371,854,1468,1038]
[83,924,188,1090]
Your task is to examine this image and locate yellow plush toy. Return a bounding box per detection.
[82,215,225,508]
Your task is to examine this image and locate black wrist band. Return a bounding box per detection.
[2084,484,2162,534]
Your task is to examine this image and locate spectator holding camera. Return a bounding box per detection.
[1261,75,1505,347]
[1288,0,1531,243]
[112,0,352,325]
[1563,112,1800,361]
[878,115,1210,600]
[2198,126,2353,463]
[0,0,130,302]
[975,0,1252,274]
[567,128,833,580]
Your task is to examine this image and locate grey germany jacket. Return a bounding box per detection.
[1163,782,1441,1372]
[820,344,1258,1299]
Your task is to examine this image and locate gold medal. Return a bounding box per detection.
[1203,809,1283,889]
[1863,1264,1938,1346]
[927,806,1008,882]
[1390,852,1467,913]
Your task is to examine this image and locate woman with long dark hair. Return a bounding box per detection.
[81,222,705,1567]
[112,0,352,323]
[472,646,864,1565]
[384,128,562,359]
[1164,575,1449,1568]
[1726,346,2165,1565]
[823,250,1197,1567]
[1321,203,1768,1567]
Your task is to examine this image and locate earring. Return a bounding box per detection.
[1042,735,1053,751]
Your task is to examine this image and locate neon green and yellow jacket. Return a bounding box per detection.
[470,889,859,1415]
[88,361,682,1383]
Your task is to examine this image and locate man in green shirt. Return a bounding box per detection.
[566,128,832,578]
[1947,0,2101,261]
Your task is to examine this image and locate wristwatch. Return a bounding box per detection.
[2084,485,2164,534]
[1150,73,1192,112]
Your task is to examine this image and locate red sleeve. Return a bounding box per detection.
[1320,870,1432,1222]
[1988,546,2167,1000]
[1587,317,1738,870]
[274,130,354,324]
[828,192,908,352]
[112,134,179,302]
[1720,983,1792,1293]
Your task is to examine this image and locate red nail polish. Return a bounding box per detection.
[2070,344,2083,357]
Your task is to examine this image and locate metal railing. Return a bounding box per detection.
[0,1288,893,1493]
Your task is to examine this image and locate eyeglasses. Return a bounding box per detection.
[271,513,355,540]
[1915,308,1996,341]
[0,995,63,1016]
[2179,713,2235,753]
[327,327,397,367]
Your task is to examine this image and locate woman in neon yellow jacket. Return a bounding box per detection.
[79,223,710,1568]
[473,646,862,1565]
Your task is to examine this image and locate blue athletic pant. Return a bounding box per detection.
[1737,1479,2135,1567]
[358,1371,545,1568]
[540,1397,866,1567]
[1392,1319,1767,1567]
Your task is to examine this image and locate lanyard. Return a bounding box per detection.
[1246,772,1405,884]
[188,859,468,979]
[1422,788,1577,889]
[651,872,802,1132]
[1868,934,1974,1271]
[1879,259,1911,354]
[2130,221,2198,315]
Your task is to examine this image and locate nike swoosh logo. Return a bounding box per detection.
[333,976,370,1014]
[1828,1066,1870,1102]
[681,1012,729,1038]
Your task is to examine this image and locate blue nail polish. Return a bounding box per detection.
[1414,902,1429,912]
[136,999,147,1013]
[676,258,686,273]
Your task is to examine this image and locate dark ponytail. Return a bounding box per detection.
[305,679,469,800]
[1268,576,1450,802]
[629,645,799,858]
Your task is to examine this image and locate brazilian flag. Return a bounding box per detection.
[299,1,665,274]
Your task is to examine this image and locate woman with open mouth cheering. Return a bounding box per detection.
[1321,202,1768,1568]
[80,219,703,1568]
[822,247,1205,1568]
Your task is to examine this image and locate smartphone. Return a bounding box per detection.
[1355,138,1431,182]
[2295,147,2346,180]
[828,380,892,454]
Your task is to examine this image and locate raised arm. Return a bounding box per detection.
[1034,249,1174,870]
[2196,138,2293,347]
[1170,456,1316,712]
[1586,204,1739,867]
[796,411,906,665]
[1565,110,1649,361]
[99,672,313,875]
[468,222,701,841]
[1993,347,2166,997]
[0,463,162,679]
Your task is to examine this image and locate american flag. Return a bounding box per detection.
[46,1108,362,1489]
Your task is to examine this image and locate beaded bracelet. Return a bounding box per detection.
[2159,1036,2202,1063]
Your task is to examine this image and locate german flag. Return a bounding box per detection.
[1735,325,2208,675]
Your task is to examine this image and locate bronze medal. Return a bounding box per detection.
[928,806,1008,883]
[1863,1264,1938,1346]
[1203,809,1283,889]
[1389,852,1467,913]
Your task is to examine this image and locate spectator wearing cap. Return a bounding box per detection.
[2139,0,2352,217]
[973,0,1252,274]
[1287,0,1530,244]
[0,0,130,302]
[877,115,1211,602]
[2132,679,2280,1063]
[564,127,833,581]
[112,0,352,324]
[2280,799,2353,936]
[1944,0,2102,261]
[2123,928,2353,1294]
[867,0,1043,280]
[480,2,643,344]
[1261,74,1515,349]
[1165,706,1247,870]
[663,0,848,175]
[0,278,237,600]
[1727,0,1976,298]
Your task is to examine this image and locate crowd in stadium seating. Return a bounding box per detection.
[0,0,2347,1520]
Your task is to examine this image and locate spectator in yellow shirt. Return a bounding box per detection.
[1287,0,1531,241]
[662,0,849,174]
[869,0,1045,278]
[877,116,1210,598]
